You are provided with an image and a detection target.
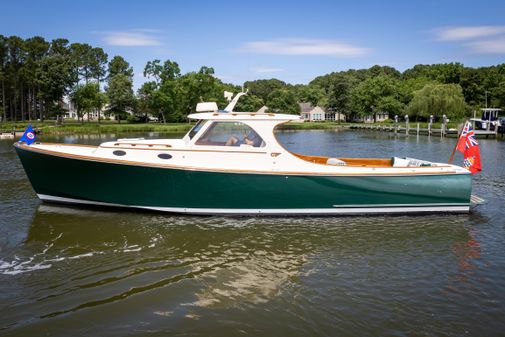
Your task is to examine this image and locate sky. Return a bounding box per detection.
[2,0,505,90]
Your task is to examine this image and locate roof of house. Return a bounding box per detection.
[299,102,313,113]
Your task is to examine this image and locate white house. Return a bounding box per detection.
[62,96,133,121]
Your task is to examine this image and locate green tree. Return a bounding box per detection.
[142,59,183,122]
[402,63,464,84]
[70,43,94,83]
[368,65,402,78]
[106,74,135,123]
[267,89,299,114]
[406,83,468,120]
[90,47,108,87]
[21,36,49,121]
[245,79,286,102]
[328,76,355,118]
[0,35,7,122]
[70,82,105,122]
[5,36,25,121]
[234,93,264,112]
[399,77,439,105]
[35,44,76,121]
[351,75,403,121]
[177,66,220,118]
[108,55,134,80]
[292,85,327,107]
[492,81,505,108]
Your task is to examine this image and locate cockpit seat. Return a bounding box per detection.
[326,158,347,166]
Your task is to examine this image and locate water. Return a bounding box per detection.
[1,130,504,336]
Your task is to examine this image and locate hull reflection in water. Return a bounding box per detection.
[1,203,478,335]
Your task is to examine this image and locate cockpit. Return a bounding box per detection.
[187,121,266,148]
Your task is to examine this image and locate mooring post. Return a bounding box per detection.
[416,123,420,135]
[442,114,447,138]
[405,115,409,135]
[394,115,398,134]
[428,115,433,136]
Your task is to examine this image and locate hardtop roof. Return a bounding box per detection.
[188,112,303,121]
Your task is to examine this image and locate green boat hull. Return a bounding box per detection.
[15,145,472,215]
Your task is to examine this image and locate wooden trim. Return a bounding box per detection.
[293,153,393,167]
[35,142,98,148]
[113,143,172,148]
[16,143,461,177]
[100,145,267,154]
[33,141,266,154]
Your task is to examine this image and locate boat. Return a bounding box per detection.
[0,132,14,139]
[14,91,472,215]
[470,107,502,131]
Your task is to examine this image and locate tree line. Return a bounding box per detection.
[1,35,505,123]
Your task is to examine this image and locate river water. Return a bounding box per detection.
[0,130,504,336]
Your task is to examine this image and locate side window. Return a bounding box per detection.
[188,120,205,139]
[195,122,265,147]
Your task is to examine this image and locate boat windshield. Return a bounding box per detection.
[195,121,265,147]
[188,120,205,139]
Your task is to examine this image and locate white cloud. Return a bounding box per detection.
[240,39,370,57]
[252,66,284,73]
[433,25,505,54]
[100,30,162,46]
[435,26,505,41]
[465,37,505,54]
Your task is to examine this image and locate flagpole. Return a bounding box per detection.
[448,120,467,164]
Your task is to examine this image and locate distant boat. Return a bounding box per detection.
[15,92,472,215]
[470,107,502,131]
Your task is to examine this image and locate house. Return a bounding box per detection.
[355,111,389,123]
[62,96,133,121]
[299,102,345,122]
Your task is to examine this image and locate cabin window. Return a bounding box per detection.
[158,153,172,159]
[188,120,205,139]
[195,122,265,147]
[113,150,126,156]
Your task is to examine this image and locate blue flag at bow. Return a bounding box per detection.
[19,125,36,145]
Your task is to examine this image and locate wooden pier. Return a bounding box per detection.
[349,123,458,137]
[349,122,504,138]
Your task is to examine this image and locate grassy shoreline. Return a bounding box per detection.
[0,122,194,134]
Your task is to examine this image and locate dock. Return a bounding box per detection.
[349,122,504,138]
[0,128,42,139]
[349,123,457,137]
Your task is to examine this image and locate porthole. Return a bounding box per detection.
[158,153,172,160]
[113,150,126,156]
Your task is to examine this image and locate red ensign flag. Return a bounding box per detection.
[456,122,482,174]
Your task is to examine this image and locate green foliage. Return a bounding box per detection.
[399,77,439,104]
[108,56,133,80]
[402,63,464,84]
[244,79,286,102]
[292,85,327,107]
[106,74,135,121]
[406,83,468,120]
[234,94,264,112]
[267,89,299,114]
[1,34,505,125]
[70,82,106,121]
[351,75,403,120]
